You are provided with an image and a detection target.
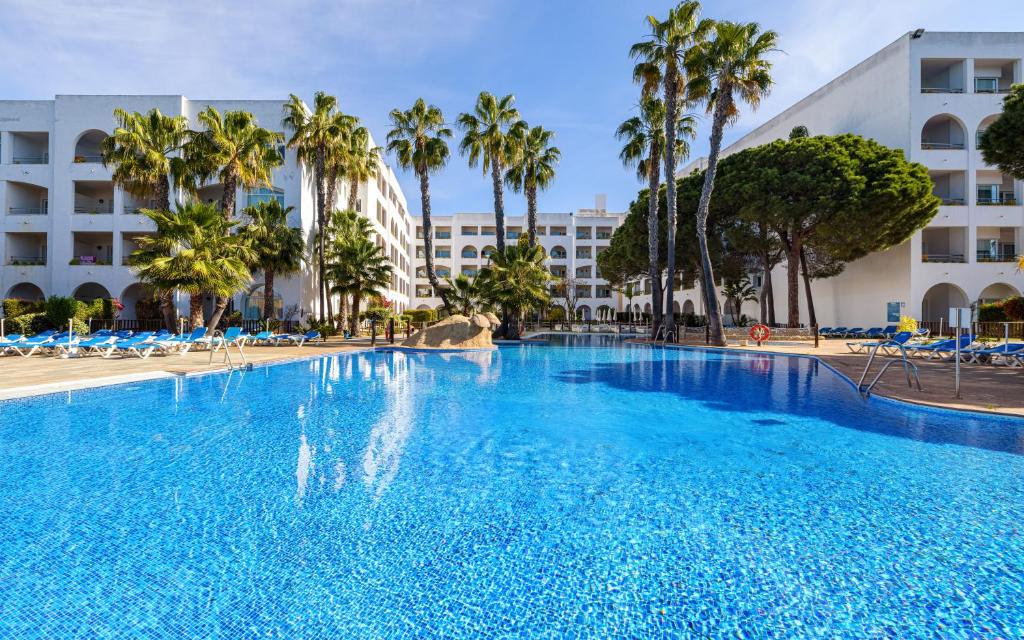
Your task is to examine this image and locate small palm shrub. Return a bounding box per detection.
[897,316,918,333]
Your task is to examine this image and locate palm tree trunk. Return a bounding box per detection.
[155,176,171,212]
[419,169,451,313]
[159,290,176,332]
[263,269,275,320]
[350,291,362,336]
[799,245,817,328]
[647,141,663,339]
[347,176,359,212]
[491,162,506,252]
[206,297,229,333]
[189,294,204,330]
[527,183,538,248]
[693,88,732,346]
[662,64,679,338]
[315,146,331,323]
[326,165,339,213]
[220,170,237,220]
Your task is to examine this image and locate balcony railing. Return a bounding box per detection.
[435,252,451,259]
[12,154,48,164]
[596,232,612,239]
[549,252,567,260]
[73,154,104,163]
[70,257,112,266]
[435,232,451,239]
[978,197,1018,206]
[123,207,146,215]
[976,251,1018,263]
[7,206,47,215]
[575,233,591,240]
[8,256,46,266]
[922,253,966,263]
[74,205,114,214]
[938,197,966,206]
[921,141,965,150]
[921,87,964,94]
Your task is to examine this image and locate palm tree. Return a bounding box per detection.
[387,98,453,312]
[323,209,376,327]
[687,20,778,342]
[478,237,552,339]
[328,237,393,336]
[616,95,697,338]
[240,200,305,321]
[505,125,560,248]
[457,92,527,252]
[131,202,253,330]
[189,107,283,330]
[631,0,713,339]
[323,115,360,213]
[343,126,382,212]
[722,276,758,325]
[102,107,192,330]
[190,107,283,218]
[444,273,483,316]
[283,92,349,322]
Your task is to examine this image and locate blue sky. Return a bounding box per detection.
[0,0,1018,215]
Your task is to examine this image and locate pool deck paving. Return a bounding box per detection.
[1,334,1021,417]
[0,338,375,400]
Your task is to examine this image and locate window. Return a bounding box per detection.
[975,77,999,93]
[246,187,284,208]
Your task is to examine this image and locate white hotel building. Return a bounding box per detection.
[411,198,627,320]
[0,94,414,324]
[636,31,1024,328]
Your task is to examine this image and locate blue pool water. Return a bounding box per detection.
[2,336,1024,638]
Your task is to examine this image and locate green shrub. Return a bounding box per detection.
[1003,296,1024,321]
[44,296,81,329]
[363,306,391,323]
[304,319,336,338]
[6,312,49,335]
[2,298,45,318]
[978,302,1008,322]
[78,298,115,321]
[405,309,436,323]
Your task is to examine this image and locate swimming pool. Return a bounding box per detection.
[2,336,1023,637]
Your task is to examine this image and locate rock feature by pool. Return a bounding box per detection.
[399,314,496,350]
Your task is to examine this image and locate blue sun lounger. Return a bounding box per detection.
[11,331,71,357]
[99,332,156,358]
[0,334,26,354]
[846,331,913,354]
[960,342,1024,365]
[905,335,975,360]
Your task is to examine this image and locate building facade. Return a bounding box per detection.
[411,199,627,320]
[0,94,413,325]
[634,31,1024,327]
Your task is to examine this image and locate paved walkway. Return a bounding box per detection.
[0,338,374,400]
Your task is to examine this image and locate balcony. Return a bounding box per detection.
[550,227,567,237]
[921,114,965,150]
[72,231,114,265]
[73,129,108,163]
[5,231,47,266]
[549,246,567,260]
[921,227,967,263]
[9,132,49,164]
[435,227,451,239]
[5,181,48,216]
[596,227,613,240]
[575,227,592,240]
[73,180,115,214]
[575,247,593,260]
[461,226,478,236]
[977,171,1018,206]
[973,59,1017,94]
[977,228,1018,263]
[929,170,967,206]
[920,59,965,94]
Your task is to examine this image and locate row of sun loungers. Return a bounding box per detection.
[819,326,929,340]
[0,327,323,360]
[844,330,1023,366]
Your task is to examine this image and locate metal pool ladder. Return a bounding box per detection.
[857,340,921,398]
[653,325,676,345]
[207,330,250,370]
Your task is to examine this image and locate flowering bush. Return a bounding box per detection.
[897,316,918,333]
